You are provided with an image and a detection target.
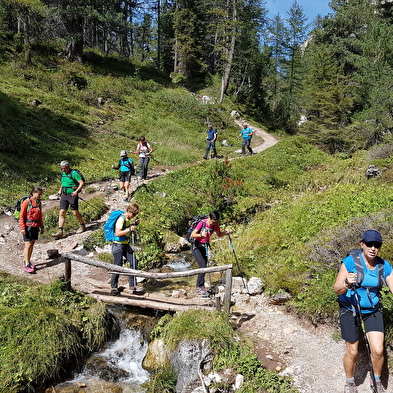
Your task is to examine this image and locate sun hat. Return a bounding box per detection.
[361,230,383,244]
[120,150,127,157]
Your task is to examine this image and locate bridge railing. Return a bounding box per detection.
[60,252,233,313]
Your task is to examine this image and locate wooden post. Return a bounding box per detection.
[215,294,221,312]
[223,267,232,313]
[64,257,71,283]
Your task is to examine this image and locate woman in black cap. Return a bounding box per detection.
[334,230,393,393]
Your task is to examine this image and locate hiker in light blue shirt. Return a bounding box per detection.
[203,124,217,159]
[238,122,254,156]
[112,150,135,202]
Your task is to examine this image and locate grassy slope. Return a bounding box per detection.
[0,49,241,204]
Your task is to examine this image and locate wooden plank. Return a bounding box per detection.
[89,292,215,312]
[86,278,215,310]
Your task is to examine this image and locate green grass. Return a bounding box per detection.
[0,274,117,393]
[0,50,243,205]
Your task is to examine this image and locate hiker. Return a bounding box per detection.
[203,124,217,159]
[112,150,135,202]
[52,160,86,239]
[131,136,153,181]
[237,122,254,156]
[190,210,229,297]
[19,186,44,273]
[110,202,141,296]
[334,230,393,393]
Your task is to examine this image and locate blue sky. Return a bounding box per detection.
[265,0,332,22]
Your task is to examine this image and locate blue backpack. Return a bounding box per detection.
[104,210,125,242]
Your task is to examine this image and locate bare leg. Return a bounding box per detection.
[343,340,359,378]
[23,240,36,263]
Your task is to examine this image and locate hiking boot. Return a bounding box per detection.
[76,224,86,234]
[110,288,120,296]
[52,229,63,239]
[23,263,35,274]
[196,286,209,297]
[129,286,144,294]
[344,382,358,393]
[370,379,388,393]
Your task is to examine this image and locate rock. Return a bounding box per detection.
[172,289,187,298]
[164,236,189,253]
[48,194,60,200]
[142,338,170,372]
[365,164,381,180]
[269,291,292,305]
[169,339,213,393]
[246,277,263,295]
[234,374,244,390]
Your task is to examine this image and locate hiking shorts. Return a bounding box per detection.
[119,171,131,182]
[339,307,384,342]
[60,193,79,211]
[23,226,39,241]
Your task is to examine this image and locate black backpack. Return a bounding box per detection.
[345,249,386,289]
[66,169,86,186]
[186,215,208,243]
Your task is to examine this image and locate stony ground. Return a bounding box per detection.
[1,121,392,393]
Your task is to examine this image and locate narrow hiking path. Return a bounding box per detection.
[1,120,390,393]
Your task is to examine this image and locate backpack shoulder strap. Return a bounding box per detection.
[351,252,386,289]
[349,251,364,286]
[376,257,386,289]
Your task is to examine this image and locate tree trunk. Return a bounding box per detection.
[219,0,237,104]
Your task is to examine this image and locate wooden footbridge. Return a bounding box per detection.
[61,252,234,313]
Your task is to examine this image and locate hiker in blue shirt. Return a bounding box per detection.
[112,150,135,202]
[334,230,393,393]
[237,122,254,156]
[203,124,217,159]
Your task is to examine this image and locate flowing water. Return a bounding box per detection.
[53,253,195,393]
[54,325,150,393]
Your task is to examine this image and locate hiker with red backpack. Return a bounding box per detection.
[334,230,393,393]
[19,186,44,273]
[190,210,229,297]
[110,202,141,296]
[52,160,86,239]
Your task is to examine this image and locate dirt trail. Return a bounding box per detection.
[1,120,391,393]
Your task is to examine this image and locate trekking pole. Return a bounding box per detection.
[352,286,378,393]
[204,242,213,295]
[78,196,102,213]
[227,232,249,294]
[135,169,140,192]
[107,167,114,197]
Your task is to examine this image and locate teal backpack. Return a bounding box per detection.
[104,210,125,242]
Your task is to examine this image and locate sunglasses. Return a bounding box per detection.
[365,241,382,248]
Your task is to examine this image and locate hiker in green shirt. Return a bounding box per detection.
[52,160,86,239]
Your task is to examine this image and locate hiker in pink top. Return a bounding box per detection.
[190,210,229,297]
